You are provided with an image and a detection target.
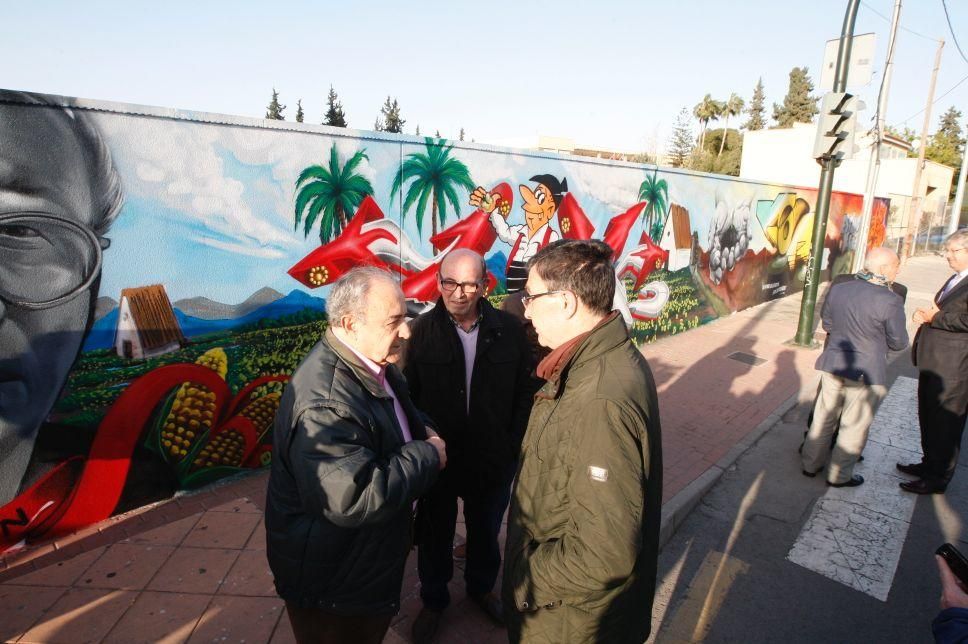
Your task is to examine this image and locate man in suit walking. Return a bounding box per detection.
[802,247,908,487]
[899,230,968,494]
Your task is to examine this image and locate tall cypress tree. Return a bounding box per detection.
[744,78,766,130]
[295,99,304,123]
[266,88,286,120]
[324,86,348,127]
[459,127,465,141]
[772,67,818,127]
[668,107,695,168]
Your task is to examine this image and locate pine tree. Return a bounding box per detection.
[459,127,465,141]
[435,129,441,138]
[266,88,286,120]
[772,67,818,127]
[324,86,347,127]
[374,117,384,131]
[295,99,304,123]
[925,106,965,169]
[380,96,406,133]
[668,107,695,168]
[744,78,766,131]
[415,124,421,136]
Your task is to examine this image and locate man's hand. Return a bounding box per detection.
[937,555,968,610]
[914,303,940,325]
[425,430,447,470]
[469,186,497,214]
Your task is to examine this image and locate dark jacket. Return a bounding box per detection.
[403,298,534,485]
[913,274,968,380]
[503,314,663,644]
[815,277,908,386]
[265,329,439,614]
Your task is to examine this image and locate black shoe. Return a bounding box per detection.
[469,592,505,626]
[899,478,947,495]
[896,462,927,477]
[802,469,820,478]
[412,607,442,644]
[828,475,864,488]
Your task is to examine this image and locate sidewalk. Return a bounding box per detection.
[0,255,951,643]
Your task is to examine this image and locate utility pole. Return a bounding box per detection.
[947,118,967,235]
[793,0,860,348]
[901,38,944,261]
[853,0,901,273]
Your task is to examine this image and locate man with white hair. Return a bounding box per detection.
[265,266,447,644]
[801,246,908,487]
[899,229,968,494]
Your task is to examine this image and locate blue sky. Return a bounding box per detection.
[2,0,966,153]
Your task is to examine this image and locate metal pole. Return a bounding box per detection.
[793,0,860,347]
[854,0,901,273]
[901,39,944,261]
[947,125,968,235]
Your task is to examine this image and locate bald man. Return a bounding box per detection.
[801,247,909,487]
[404,249,535,643]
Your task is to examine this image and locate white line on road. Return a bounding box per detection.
[787,376,921,601]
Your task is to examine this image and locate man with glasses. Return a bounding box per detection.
[899,230,968,494]
[405,249,534,643]
[0,91,123,505]
[503,239,662,643]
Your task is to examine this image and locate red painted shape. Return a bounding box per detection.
[287,196,398,288]
[556,193,595,240]
[629,232,670,291]
[603,202,647,261]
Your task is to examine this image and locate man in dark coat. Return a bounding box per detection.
[801,247,908,487]
[265,267,446,644]
[405,249,535,643]
[504,239,662,643]
[899,230,968,494]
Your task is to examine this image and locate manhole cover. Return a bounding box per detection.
[727,351,767,366]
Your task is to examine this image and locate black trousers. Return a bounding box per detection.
[918,369,968,483]
[417,468,514,611]
[284,603,392,644]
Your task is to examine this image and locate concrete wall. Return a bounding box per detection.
[0,89,878,551]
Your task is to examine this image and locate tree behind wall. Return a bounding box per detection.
[773,67,818,127]
[744,78,766,131]
[266,88,286,120]
[324,86,347,127]
[380,96,406,133]
[924,106,965,198]
[295,100,304,123]
[668,107,695,168]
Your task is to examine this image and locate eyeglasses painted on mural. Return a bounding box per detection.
[0,211,106,309]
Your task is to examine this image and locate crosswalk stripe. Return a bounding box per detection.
[786,376,921,601]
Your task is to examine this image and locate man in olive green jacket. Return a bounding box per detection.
[503,239,663,643]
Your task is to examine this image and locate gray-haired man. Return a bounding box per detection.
[266,266,446,643]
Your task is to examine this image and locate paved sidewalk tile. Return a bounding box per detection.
[147,547,239,594]
[182,511,261,550]
[20,587,138,644]
[11,547,105,587]
[77,544,175,590]
[103,591,209,643]
[0,584,67,642]
[217,549,277,597]
[187,595,284,643]
[123,513,202,547]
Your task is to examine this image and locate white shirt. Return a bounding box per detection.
[489,211,561,263]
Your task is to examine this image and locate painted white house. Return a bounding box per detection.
[115,284,185,360]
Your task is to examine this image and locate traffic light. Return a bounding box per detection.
[813,92,860,162]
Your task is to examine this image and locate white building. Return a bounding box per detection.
[740,123,955,245]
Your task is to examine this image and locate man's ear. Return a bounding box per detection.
[562,291,579,318]
[341,314,357,333]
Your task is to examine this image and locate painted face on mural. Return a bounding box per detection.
[437,249,485,323]
[520,183,557,238]
[345,279,411,366]
[0,102,112,503]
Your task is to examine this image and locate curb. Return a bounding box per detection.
[658,389,803,548]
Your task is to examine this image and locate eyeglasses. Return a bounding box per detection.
[0,211,105,309]
[521,290,564,306]
[439,276,482,294]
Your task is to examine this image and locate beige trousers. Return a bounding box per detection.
[801,372,887,484]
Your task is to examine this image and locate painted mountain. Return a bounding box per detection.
[82,289,326,351]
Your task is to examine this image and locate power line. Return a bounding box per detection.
[861,0,938,41]
[892,72,968,127]
[941,0,968,65]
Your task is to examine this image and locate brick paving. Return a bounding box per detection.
[0,255,949,643]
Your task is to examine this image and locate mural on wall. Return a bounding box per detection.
[0,90,889,552]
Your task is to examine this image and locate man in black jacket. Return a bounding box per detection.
[405,249,535,643]
[265,267,446,644]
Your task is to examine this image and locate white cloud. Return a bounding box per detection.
[195,236,288,259]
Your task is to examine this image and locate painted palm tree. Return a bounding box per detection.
[638,168,669,240]
[693,94,722,151]
[390,137,475,253]
[718,93,746,156]
[294,143,374,243]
